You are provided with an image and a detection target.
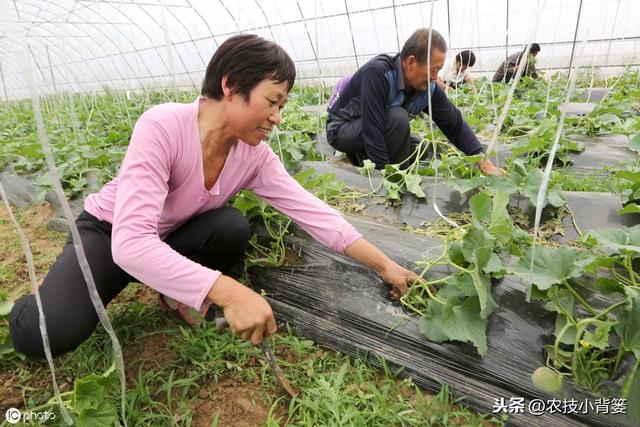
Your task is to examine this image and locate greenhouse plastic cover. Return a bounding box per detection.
[1,0,639,99]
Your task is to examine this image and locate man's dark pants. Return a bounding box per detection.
[327,106,427,167]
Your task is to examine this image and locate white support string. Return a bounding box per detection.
[0,182,73,425]
[457,0,485,109]
[35,57,131,427]
[529,66,578,294]
[294,0,323,138]
[314,0,325,139]
[586,0,613,97]
[423,0,459,229]
[543,1,564,118]
[1,3,71,424]
[528,0,583,301]
[1,1,128,424]
[603,0,622,86]
[486,0,546,156]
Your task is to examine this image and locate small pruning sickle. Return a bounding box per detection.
[259,340,299,397]
[214,308,299,397]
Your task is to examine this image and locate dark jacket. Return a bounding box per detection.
[326,54,484,169]
[492,51,538,83]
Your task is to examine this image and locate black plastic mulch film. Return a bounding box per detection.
[249,153,636,427]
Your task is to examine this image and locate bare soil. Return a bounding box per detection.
[190,377,274,427]
[0,203,66,299]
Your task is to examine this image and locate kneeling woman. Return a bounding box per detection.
[10,34,417,358]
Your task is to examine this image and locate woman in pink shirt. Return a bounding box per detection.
[10,34,418,358]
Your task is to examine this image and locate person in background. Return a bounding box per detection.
[9,34,418,358]
[326,28,502,175]
[493,43,541,83]
[437,50,478,95]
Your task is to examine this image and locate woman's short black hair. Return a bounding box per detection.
[455,50,476,67]
[201,34,296,101]
[529,43,541,53]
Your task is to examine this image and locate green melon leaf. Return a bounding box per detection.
[586,225,640,253]
[619,203,640,215]
[616,296,640,358]
[419,296,488,356]
[510,246,590,290]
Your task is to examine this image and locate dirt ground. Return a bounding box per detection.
[0,203,65,299]
[190,377,273,427]
[121,328,279,426]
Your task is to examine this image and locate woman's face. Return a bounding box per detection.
[227,79,289,146]
[456,60,469,73]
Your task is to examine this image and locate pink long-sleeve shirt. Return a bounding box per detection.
[84,96,362,310]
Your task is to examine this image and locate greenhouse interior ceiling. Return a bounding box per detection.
[0,0,639,98]
[1,0,640,426]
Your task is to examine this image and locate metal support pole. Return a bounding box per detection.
[604,0,621,68]
[46,45,58,94]
[160,2,177,91]
[446,0,451,43]
[392,0,400,52]
[0,63,8,101]
[567,0,584,73]
[296,0,317,61]
[343,0,359,68]
[505,0,509,62]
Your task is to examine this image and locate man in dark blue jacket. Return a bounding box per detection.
[326,28,501,175]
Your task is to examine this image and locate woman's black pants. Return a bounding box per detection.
[9,207,250,358]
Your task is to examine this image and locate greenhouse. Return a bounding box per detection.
[0,0,639,426]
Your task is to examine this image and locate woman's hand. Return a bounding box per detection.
[378,261,419,299]
[344,238,419,299]
[208,275,276,345]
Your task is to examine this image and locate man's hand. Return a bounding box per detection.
[378,261,419,299]
[477,158,505,176]
[208,275,277,345]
